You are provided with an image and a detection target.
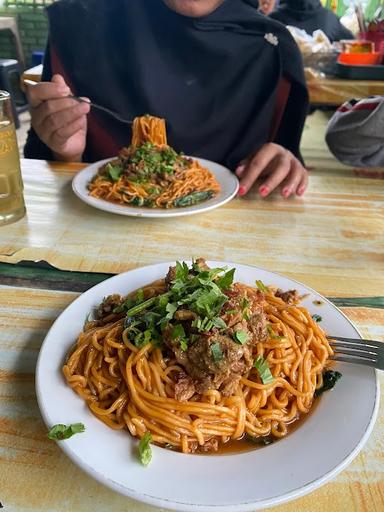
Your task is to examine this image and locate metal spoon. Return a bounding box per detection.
[24,79,133,125]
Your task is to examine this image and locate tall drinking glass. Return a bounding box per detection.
[0,90,26,226]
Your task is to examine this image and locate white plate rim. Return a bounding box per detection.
[71,158,239,218]
[35,260,380,512]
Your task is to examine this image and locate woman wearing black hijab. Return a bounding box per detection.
[25,0,309,198]
[270,0,354,42]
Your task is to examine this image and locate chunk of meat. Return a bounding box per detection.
[174,309,197,321]
[194,257,210,272]
[167,332,253,397]
[275,289,300,305]
[165,265,177,289]
[248,310,268,343]
[96,294,123,320]
[174,372,196,401]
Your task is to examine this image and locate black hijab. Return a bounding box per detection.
[270,0,354,42]
[25,0,308,168]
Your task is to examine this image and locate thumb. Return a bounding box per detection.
[52,74,70,93]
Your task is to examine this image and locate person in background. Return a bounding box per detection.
[24,0,309,199]
[270,0,354,42]
[259,0,277,15]
[325,96,384,167]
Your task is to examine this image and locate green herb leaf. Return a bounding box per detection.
[173,191,214,208]
[211,342,224,362]
[165,302,177,320]
[125,293,170,318]
[106,162,123,182]
[211,317,227,329]
[312,314,322,323]
[114,297,135,314]
[217,268,235,290]
[172,324,186,340]
[255,280,268,293]
[47,423,85,441]
[315,370,342,397]
[242,297,251,320]
[179,339,188,351]
[234,330,248,345]
[136,289,145,303]
[192,316,215,332]
[254,356,274,384]
[138,432,152,466]
[175,261,190,282]
[225,309,237,315]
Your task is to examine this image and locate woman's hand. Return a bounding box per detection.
[236,143,308,198]
[26,74,90,162]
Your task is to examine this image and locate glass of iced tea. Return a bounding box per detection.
[0,90,26,226]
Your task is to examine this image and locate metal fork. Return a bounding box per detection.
[24,79,133,125]
[327,336,384,370]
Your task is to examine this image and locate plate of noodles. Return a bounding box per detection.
[36,260,379,512]
[72,116,239,218]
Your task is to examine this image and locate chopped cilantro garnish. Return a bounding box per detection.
[172,324,186,340]
[118,261,237,351]
[179,339,188,351]
[130,142,180,179]
[234,330,248,345]
[165,302,177,320]
[106,162,123,181]
[254,356,274,384]
[133,328,153,348]
[172,324,188,350]
[211,317,227,329]
[138,432,152,466]
[176,261,189,280]
[211,342,224,362]
[241,297,251,320]
[47,423,85,441]
[216,268,235,290]
[136,289,145,303]
[312,314,322,323]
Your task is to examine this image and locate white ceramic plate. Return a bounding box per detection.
[72,158,239,218]
[36,262,379,512]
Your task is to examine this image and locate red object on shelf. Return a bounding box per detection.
[338,52,382,66]
[359,31,384,51]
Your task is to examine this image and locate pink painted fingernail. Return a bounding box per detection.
[297,186,306,196]
[259,186,269,197]
[238,186,247,196]
[282,187,290,198]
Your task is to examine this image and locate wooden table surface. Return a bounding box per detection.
[1,158,383,297]
[0,156,383,511]
[307,76,384,105]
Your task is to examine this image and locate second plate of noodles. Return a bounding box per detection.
[72,116,239,218]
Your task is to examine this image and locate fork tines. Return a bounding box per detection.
[327,336,380,365]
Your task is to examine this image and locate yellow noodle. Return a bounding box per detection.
[63,278,332,454]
